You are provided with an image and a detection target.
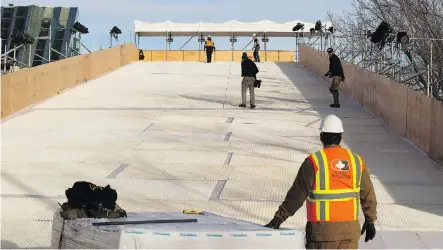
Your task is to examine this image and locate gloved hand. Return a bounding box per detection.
[264,217,283,229]
[361,220,376,242]
[117,209,127,218]
[329,87,334,94]
[324,72,330,76]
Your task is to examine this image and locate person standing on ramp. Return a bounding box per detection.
[264,114,377,249]
[325,48,345,108]
[204,35,215,63]
[239,52,259,109]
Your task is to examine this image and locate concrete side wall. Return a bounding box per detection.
[139,50,294,62]
[299,45,443,165]
[1,43,138,119]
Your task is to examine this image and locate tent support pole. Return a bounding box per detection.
[199,33,202,62]
[231,32,234,62]
[264,33,267,62]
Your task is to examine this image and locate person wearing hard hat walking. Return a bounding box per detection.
[265,114,377,249]
[325,48,345,108]
[252,34,260,62]
[204,35,215,63]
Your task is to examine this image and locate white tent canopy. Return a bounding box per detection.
[134,20,332,37]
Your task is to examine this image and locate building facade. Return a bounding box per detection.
[1,5,79,68]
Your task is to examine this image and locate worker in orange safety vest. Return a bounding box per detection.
[264,114,378,249]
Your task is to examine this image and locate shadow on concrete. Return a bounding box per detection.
[274,61,443,227]
[1,240,19,249]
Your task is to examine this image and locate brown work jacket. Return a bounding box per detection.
[273,145,377,241]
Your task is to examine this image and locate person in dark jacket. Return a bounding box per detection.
[240,52,259,109]
[325,48,345,108]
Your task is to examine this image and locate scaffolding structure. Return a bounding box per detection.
[318,19,443,100]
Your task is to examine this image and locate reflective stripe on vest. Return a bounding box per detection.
[307,149,363,222]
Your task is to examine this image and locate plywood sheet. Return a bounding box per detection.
[141,50,153,61]
[363,70,376,113]
[406,88,432,154]
[214,51,233,62]
[167,51,184,61]
[429,99,443,165]
[183,51,201,61]
[151,50,167,61]
[341,62,354,98]
[266,51,279,61]
[278,51,294,62]
[352,66,364,105]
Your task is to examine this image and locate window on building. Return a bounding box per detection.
[53,39,63,51]
[35,49,44,58]
[51,51,59,61]
[1,29,8,39]
[14,18,26,32]
[55,30,65,40]
[1,19,11,30]
[41,19,50,29]
[16,7,29,17]
[36,39,46,51]
[2,8,13,18]
[39,29,49,37]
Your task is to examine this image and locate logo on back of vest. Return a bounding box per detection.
[331,159,350,172]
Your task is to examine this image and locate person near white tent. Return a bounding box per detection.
[252,34,260,62]
[203,35,215,63]
[239,52,259,109]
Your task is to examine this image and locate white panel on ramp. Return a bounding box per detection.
[51,212,304,249]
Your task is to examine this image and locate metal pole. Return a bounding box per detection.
[3,45,7,72]
[29,44,31,66]
[49,22,52,62]
[398,44,402,82]
[430,40,433,97]
[231,32,234,62]
[110,34,112,48]
[427,63,430,97]
[264,33,267,62]
[65,42,68,57]
[13,46,16,69]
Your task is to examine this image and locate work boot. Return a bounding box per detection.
[250,105,256,109]
[330,104,340,108]
[239,104,246,108]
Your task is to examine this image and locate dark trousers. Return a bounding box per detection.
[253,47,260,62]
[206,49,213,63]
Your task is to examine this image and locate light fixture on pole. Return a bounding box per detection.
[71,22,89,55]
[110,26,122,47]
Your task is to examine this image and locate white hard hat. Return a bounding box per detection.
[320,115,344,133]
[253,33,257,37]
[207,35,211,38]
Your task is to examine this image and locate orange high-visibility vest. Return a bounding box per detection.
[306,147,364,222]
[205,40,214,47]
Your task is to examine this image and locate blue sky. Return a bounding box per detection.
[4,0,353,52]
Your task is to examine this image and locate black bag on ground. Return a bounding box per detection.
[60,181,127,219]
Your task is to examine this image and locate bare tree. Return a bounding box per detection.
[327,0,443,100]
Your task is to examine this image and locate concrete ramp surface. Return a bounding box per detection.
[1,62,443,249]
